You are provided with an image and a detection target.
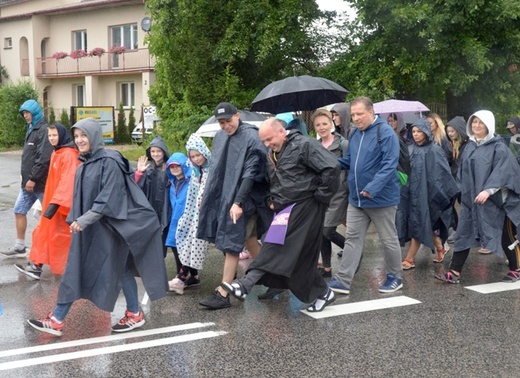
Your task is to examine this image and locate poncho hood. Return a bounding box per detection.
[71,117,104,159]
[411,118,433,145]
[19,99,44,127]
[467,110,495,143]
[146,135,170,162]
[445,116,468,142]
[166,152,192,181]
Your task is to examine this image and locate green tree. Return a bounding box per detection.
[48,106,56,124]
[128,106,137,140]
[0,81,38,146]
[60,109,70,130]
[0,65,8,85]
[146,0,332,131]
[115,103,131,144]
[324,0,520,123]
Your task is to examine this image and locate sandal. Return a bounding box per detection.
[307,288,335,312]
[220,281,247,301]
[401,258,415,270]
[433,248,447,263]
[434,271,460,284]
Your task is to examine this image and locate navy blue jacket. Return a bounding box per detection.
[338,116,400,208]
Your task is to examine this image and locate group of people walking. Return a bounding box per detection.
[2,96,520,337]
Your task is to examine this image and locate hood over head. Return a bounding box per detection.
[382,112,406,133]
[19,99,44,126]
[51,123,72,149]
[166,152,191,181]
[506,116,520,130]
[71,117,104,158]
[411,118,432,144]
[274,112,294,127]
[445,116,468,142]
[146,135,170,162]
[186,134,211,165]
[331,103,350,126]
[467,110,495,140]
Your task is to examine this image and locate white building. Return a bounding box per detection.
[0,0,155,118]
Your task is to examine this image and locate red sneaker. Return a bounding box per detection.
[111,310,145,333]
[27,313,64,336]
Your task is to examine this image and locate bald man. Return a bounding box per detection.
[221,118,340,312]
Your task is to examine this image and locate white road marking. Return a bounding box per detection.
[0,330,227,371]
[465,280,520,294]
[0,322,215,358]
[302,296,421,319]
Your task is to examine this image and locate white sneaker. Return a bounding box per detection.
[168,278,185,295]
[444,242,450,252]
[1,246,27,259]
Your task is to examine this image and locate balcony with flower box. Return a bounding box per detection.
[34,47,155,78]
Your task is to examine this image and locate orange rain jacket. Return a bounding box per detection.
[30,145,79,274]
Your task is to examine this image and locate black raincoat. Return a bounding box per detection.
[403,119,459,249]
[454,111,520,257]
[135,135,171,231]
[57,118,168,311]
[250,131,340,302]
[197,121,270,253]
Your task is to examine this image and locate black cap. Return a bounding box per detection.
[214,102,238,120]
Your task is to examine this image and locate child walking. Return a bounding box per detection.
[134,136,171,256]
[164,152,191,291]
[169,134,211,294]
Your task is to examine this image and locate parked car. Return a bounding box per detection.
[131,122,154,142]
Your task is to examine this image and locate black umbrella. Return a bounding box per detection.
[251,75,348,114]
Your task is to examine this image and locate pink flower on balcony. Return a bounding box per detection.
[89,47,106,57]
[70,49,88,59]
[109,46,126,54]
[52,51,68,60]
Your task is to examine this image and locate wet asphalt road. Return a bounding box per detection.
[1,151,520,377]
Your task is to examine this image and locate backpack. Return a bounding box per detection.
[377,124,411,186]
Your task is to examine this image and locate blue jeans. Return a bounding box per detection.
[14,189,43,215]
[53,263,139,320]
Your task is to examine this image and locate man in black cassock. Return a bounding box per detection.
[221,118,340,312]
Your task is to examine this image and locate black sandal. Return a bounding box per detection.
[307,288,335,312]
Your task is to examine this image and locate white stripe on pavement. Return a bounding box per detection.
[0,330,227,371]
[465,280,520,294]
[302,296,421,319]
[0,322,215,358]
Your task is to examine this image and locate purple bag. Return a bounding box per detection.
[264,203,296,245]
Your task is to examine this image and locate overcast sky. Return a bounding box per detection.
[316,0,353,14]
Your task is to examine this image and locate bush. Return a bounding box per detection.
[48,107,56,124]
[0,81,39,147]
[115,102,132,144]
[60,109,70,130]
[128,106,137,139]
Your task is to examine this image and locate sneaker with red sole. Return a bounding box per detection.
[111,310,145,333]
[27,313,64,336]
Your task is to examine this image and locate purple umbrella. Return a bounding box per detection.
[373,99,429,115]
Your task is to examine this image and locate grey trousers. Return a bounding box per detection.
[335,205,403,287]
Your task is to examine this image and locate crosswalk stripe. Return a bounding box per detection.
[0,330,227,371]
[302,296,421,319]
[0,322,215,358]
[465,281,520,294]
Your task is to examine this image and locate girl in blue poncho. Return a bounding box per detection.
[169,135,211,295]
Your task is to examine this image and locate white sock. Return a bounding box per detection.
[15,239,25,249]
[50,315,63,324]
